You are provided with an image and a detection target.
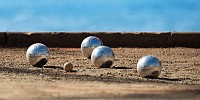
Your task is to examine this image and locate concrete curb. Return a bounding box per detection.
[0,32,200,48]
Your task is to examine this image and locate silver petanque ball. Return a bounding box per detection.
[137,55,162,78]
[81,36,103,59]
[26,43,50,67]
[91,46,115,68]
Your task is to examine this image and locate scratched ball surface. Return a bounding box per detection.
[137,55,162,78]
[91,46,115,68]
[81,36,103,59]
[26,43,50,67]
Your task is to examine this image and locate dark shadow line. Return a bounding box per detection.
[111,66,132,69]
[0,66,194,84]
[69,70,77,72]
[144,76,187,81]
[43,65,63,69]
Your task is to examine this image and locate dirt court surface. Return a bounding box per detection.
[0,47,200,100]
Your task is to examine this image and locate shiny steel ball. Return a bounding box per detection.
[91,46,115,68]
[26,43,50,67]
[81,36,103,59]
[137,55,162,78]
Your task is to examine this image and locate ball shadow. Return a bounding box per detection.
[147,77,183,81]
[68,70,77,72]
[42,66,78,73]
[111,66,132,69]
[43,66,63,69]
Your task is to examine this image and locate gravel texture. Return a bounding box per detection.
[0,47,200,99]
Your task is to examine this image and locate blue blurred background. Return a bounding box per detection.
[0,0,200,32]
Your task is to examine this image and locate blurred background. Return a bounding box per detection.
[0,0,200,32]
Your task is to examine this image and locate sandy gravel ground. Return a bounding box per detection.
[0,47,200,100]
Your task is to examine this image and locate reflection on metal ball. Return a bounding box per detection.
[91,46,115,68]
[81,36,103,59]
[26,43,50,67]
[137,55,162,78]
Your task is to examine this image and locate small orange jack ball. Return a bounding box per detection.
[63,62,73,72]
